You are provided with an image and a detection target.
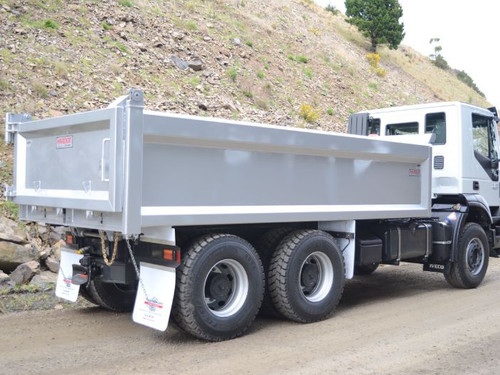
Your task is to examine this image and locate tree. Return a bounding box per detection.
[345,0,405,51]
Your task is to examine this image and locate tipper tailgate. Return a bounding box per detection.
[9,108,123,212]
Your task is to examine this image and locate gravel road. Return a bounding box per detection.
[2,259,500,375]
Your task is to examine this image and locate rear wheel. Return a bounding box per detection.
[87,278,137,312]
[256,228,294,317]
[444,222,489,288]
[268,230,345,323]
[173,234,264,341]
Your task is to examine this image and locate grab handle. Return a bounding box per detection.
[101,138,111,182]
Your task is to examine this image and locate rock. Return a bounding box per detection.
[170,55,189,70]
[51,240,65,261]
[45,255,59,273]
[0,216,27,243]
[231,38,241,46]
[30,271,58,288]
[0,241,39,272]
[172,31,184,40]
[0,270,15,291]
[9,260,40,285]
[188,59,203,71]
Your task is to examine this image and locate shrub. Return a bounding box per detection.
[242,89,253,98]
[366,53,380,68]
[297,55,308,64]
[299,104,320,123]
[227,67,237,81]
[366,53,387,78]
[118,0,133,6]
[325,4,339,15]
[44,19,58,29]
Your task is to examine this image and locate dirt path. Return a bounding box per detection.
[2,259,500,375]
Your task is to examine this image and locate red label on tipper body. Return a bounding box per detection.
[409,168,421,177]
[56,135,73,149]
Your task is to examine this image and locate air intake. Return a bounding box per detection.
[434,155,444,170]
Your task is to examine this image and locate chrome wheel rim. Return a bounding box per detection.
[299,252,334,302]
[204,259,249,317]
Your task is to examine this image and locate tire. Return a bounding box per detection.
[268,230,345,323]
[79,284,98,305]
[87,278,138,312]
[172,234,264,341]
[256,228,294,317]
[354,263,379,275]
[444,222,489,289]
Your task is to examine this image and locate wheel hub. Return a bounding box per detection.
[207,274,232,302]
[466,238,484,275]
[203,259,249,318]
[299,252,334,302]
[301,263,319,290]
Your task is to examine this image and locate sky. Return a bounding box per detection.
[314,0,500,109]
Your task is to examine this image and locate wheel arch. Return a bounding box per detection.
[433,194,493,262]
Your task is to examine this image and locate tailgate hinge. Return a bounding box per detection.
[5,113,32,144]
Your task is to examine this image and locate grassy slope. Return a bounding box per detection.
[0,0,490,193]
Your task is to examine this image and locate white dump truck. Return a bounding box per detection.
[4,90,499,341]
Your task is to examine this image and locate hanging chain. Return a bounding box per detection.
[125,237,150,301]
[99,230,119,266]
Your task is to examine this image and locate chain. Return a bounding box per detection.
[99,230,119,266]
[125,238,150,301]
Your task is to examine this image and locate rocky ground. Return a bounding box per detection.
[0,216,91,312]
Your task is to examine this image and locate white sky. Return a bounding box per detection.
[314,0,500,109]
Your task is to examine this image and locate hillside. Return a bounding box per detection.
[0,0,491,192]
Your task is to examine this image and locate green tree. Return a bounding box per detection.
[345,0,405,51]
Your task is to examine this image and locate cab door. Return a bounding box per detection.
[470,113,499,204]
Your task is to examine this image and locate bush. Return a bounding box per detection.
[43,19,58,29]
[366,53,387,77]
[433,55,450,70]
[325,4,339,15]
[297,55,308,64]
[299,104,320,123]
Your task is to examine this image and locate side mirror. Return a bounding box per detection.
[491,158,499,169]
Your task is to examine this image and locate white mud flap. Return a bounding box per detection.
[55,249,84,302]
[132,262,176,332]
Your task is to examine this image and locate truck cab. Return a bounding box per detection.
[349,102,500,209]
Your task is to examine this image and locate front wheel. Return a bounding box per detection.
[444,222,489,288]
[172,234,264,341]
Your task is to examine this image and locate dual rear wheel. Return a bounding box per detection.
[172,230,345,341]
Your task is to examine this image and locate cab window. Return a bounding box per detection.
[368,118,380,136]
[472,114,496,159]
[425,112,446,145]
[385,122,419,136]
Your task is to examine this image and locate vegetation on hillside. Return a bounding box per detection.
[0,0,491,196]
[345,0,405,51]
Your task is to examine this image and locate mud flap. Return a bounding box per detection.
[132,262,176,332]
[55,249,84,302]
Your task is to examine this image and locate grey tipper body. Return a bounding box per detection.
[6,90,430,237]
[5,90,499,341]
